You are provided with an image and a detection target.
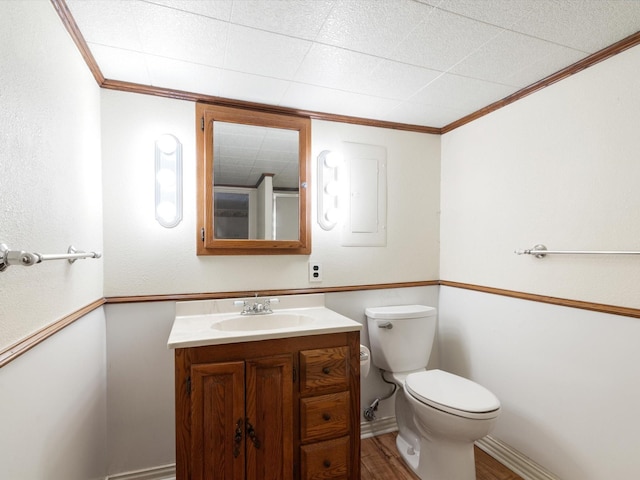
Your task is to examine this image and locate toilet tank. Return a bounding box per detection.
[366,305,437,372]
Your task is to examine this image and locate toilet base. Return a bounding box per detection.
[396,433,419,473]
[415,435,477,480]
[397,430,477,480]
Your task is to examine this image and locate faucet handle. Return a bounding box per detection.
[261,298,278,313]
[234,299,252,314]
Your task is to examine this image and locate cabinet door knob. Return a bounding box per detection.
[323,460,331,468]
[233,418,243,458]
[246,419,261,449]
[322,413,331,421]
[322,367,331,374]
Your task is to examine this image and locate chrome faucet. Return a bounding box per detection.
[234,296,279,315]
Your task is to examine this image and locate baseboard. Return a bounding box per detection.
[476,436,560,480]
[106,429,556,480]
[105,464,176,480]
[360,415,398,439]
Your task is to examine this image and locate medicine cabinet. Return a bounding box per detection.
[196,103,311,255]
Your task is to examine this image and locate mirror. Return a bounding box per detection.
[213,122,298,240]
[196,103,311,255]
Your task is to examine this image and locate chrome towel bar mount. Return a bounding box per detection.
[0,244,102,272]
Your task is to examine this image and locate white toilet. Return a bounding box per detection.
[366,305,501,480]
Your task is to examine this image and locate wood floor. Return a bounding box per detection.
[361,433,524,480]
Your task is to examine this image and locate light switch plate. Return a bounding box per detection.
[308,262,322,282]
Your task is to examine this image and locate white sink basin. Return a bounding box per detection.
[211,313,315,332]
[168,294,362,348]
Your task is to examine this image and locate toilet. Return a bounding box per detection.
[366,305,500,480]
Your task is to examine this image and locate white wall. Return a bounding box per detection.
[0,0,103,349]
[439,287,640,480]
[440,44,640,479]
[0,3,104,478]
[311,120,440,286]
[100,90,440,296]
[0,308,107,480]
[441,45,640,309]
[105,302,176,474]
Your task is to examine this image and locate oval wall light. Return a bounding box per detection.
[317,150,343,230]
[155,133,183,228]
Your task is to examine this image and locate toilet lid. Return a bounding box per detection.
[405,370,500,418]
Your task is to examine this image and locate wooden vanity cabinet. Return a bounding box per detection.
[174,331,360,480]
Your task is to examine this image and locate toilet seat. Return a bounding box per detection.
[405,369,500,420]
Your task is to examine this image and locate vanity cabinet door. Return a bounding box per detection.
[245,355,294,480]
[190,356,294,480]
[190,361,245,480]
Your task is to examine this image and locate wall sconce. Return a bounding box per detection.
[155,134,183,228]
[317,150,342,230]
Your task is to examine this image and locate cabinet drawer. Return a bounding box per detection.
[300,391,350,443]
[301,436,349,480]
[300,346,349,395]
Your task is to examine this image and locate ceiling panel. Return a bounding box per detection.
[224,24,311,79]
[147,0,233,21]
[294,43,383,92]
[385,100,467,127]
[65,0,144,49]
[218,70,291,106]
[390,7,505,72]
[410,73,517,112]
[146,56,223,96]
[280,82,401,119]
[316,0,434,58]
[64,0,640,129]
[450,30,585,87]
[230,0,334,40]
[135,5,228,67]
[90,44,151,85]
[363,60,443,100]
[511,0,640,53]
[431,0,537,29]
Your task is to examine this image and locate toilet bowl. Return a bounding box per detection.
[366,305,501,480]
[403,369,500,480]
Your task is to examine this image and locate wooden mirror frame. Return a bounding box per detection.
[196,103,311,255]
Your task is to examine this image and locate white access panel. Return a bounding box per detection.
[340,142,387,246]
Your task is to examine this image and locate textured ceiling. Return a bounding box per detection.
[65,0,640,129]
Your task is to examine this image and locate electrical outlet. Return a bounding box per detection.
[308,262,322,282]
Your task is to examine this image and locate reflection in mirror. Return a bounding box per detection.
[213,122,299,240]
[213,189,254,239]
[196,103,311,255]
[273,193,299,240]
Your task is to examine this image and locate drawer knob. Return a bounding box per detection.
[322,367,331,374]
[322,413,331,421]
[323,460,331,468]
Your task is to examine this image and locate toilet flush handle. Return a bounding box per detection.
[378,322,393,329]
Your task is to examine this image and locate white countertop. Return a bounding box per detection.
[167,293,362,349]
